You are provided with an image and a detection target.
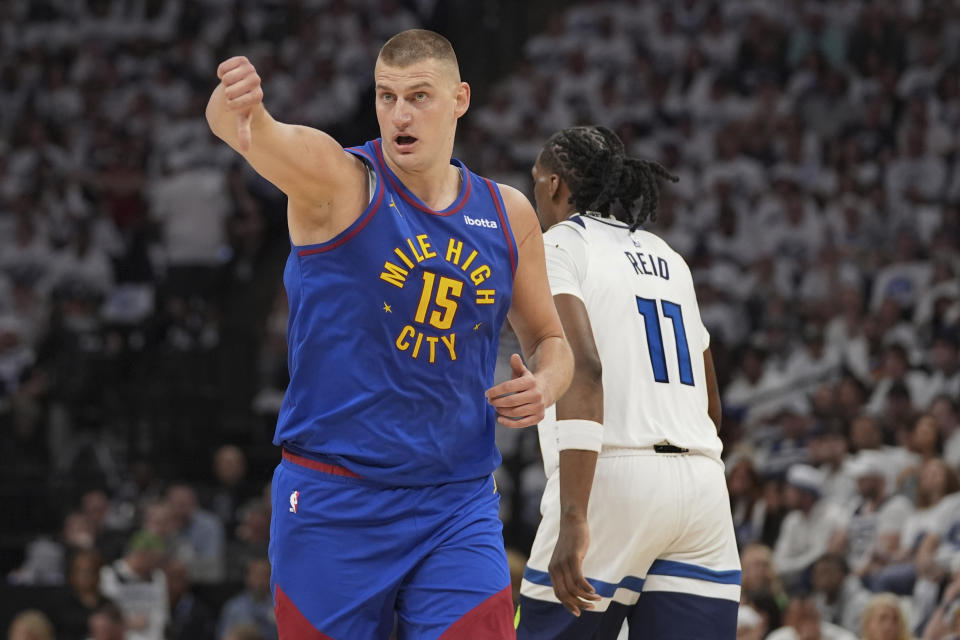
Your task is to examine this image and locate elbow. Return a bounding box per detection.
[569,354,603,399]
[580,354,603,389]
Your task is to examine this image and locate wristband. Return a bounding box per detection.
[556,419,603,452]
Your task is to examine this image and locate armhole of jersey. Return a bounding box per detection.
[482,178,519,278]
[552,217,590,283]
[346,146,379,204]
[295,147,383,257]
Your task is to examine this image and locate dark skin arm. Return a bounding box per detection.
[548,293,603,617]
[486,185,573,426]
[705,347,721,432]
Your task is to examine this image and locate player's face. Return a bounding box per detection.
[374,58,469,175]
[531,155,564,231]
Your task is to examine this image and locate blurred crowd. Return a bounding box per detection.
[470,0,960,638]
[2,0,960,639]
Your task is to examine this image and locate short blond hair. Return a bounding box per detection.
[7,610,55,640]
[861,593,911,640]
[378,29,460,77]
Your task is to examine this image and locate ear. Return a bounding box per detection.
[551,175,570,205]
[454,81,470,119]
[548,174,561,200]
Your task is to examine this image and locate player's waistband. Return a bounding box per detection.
[282,448,362,479]
[600,443,694,457]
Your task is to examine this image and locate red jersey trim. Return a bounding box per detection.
[483,179,517,277]
[297,148,383,257]
[282,449,361,479]
[275,584,337,640]
[373,139,472,216]
[438,586,515,639]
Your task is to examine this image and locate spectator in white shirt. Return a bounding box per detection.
[99,531,169,640]
[737,604,766,640]
[810,553,871,634]
[836,451,914,577]
[773,464,849,590]
[808,423,858,509]
[870,457,958,596]
[166,484,225,584]
[936,397,960,469]
[724,344,790,427]
[886,128,947,210]
[767,597,858,640]
[916,333,960,411]
[865,343,928,417]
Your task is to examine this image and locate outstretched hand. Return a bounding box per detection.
[217,56,263,151]
[485,354,549,428]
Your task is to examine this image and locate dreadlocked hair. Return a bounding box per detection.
[538,126,678,231]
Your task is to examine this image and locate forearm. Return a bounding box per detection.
[555,348,602,519]
[558,449,599,521]
[525,334,573,409]
[704,348,721,432]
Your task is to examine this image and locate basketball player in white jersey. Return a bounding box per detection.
[516,126,741,639]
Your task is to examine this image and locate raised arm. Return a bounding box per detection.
[485,184,573,427]
[206,56,367,238]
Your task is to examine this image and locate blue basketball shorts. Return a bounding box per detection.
[268,449,515,640]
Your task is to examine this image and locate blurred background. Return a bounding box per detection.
[1,1,959,639]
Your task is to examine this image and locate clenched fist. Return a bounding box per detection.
[216,56,263,151]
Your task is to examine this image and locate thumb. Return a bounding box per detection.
[237,110,252,152]
[510,353,527,378]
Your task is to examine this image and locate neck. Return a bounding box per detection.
[383,146,460,211]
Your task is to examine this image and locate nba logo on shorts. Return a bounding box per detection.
[289,490,299,514]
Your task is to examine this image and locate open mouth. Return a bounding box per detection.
[395,135,418,149]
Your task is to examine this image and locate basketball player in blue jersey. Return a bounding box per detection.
[515,126,741,639]
[205,30,573,640]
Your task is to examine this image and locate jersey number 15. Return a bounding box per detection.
[636,297,694,386]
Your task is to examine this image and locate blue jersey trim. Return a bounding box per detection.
[582,213,632,229]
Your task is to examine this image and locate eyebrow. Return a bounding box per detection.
[375,81,434,92]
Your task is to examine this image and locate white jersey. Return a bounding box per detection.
[542,213,722,461]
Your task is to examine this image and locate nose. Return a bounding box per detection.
[391,99,412,128]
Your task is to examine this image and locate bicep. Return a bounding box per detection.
[554,294,603,422]
[240,116,366,206]
[501,185,565,355]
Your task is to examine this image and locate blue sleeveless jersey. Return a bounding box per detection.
[274,139,518,486]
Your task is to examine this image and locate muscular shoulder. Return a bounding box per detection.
[497,183,535,225]
[497,183,540,249]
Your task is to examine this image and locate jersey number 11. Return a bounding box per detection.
[635,297,694,386]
